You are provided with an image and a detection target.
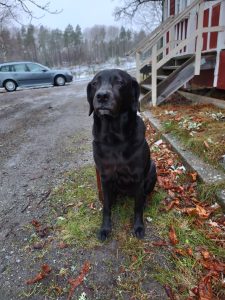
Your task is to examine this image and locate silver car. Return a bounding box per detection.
[0,61,73,92]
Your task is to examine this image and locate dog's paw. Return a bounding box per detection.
[98,228,111,242]
[134,226,145,239]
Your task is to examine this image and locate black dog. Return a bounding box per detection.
[87,69,157,241]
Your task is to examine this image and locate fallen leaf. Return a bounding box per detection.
[31,219,41,230]
[152,240,168,246]
[201,250,210,260]
[67,261,90,300]
[204,141,210,149]
[131,255,138,262]
[201,259,225,272]
[165,198,180,211]
[181,205,211,219]
[26,264,51,284]
[174,247,193,257]
[169,226,179,245]
[189,172,198,181]
[198,271,219,300]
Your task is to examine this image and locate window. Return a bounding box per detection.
[13,63,29,72]
[26,63,47,72]
[0,65,11,72]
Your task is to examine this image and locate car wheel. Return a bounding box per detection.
[4,80,17,92]
[54,75,66,86]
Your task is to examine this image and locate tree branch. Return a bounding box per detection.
[114,0,163,20]
[0,0,62,24]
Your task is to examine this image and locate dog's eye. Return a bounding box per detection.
[91,81,98,87]
[115,80,124,86]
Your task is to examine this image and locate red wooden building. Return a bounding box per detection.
[132,0,225,106]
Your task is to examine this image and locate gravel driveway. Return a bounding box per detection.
[0,82,94,298]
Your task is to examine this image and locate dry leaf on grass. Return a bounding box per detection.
[169,226,179,245]
[26,264,51,284]
[198,271,219,300]
[67,261,90,300]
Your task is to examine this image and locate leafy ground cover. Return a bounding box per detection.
[151,100,225,170]
[21,119,225,300]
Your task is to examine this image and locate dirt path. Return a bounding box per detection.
[0,82,94,299]
[0,82,92,226]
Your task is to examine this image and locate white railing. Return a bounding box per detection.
[135,0,225,106]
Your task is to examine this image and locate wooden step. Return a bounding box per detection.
[162,65,179,70]
[157,75,168,80]
[141,84,152,91]
[173,54,193,60]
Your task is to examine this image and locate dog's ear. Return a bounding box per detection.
[131,77,140,112]
[87,82,94,116]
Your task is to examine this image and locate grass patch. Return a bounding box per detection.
[144,188,225,298]
[50,165,102,248]
[152,104,225,169]
[197,182,225,203]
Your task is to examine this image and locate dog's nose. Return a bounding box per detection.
[96,91,109,102]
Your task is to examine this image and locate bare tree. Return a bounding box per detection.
[0,0,61,24]
[130,2,162,32]
[114,0,163,19]
[113,0,163,32]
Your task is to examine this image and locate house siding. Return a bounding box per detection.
[217,50,225,90]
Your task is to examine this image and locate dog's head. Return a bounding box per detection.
[87,69,140,117]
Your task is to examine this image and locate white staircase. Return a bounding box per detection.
[130,0,224,107]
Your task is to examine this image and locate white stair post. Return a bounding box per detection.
[195,1,204,75]
[136,51,141,83]
[151,44,157,106]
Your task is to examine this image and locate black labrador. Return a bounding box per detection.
[87,69,157,241]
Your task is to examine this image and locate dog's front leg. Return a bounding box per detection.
[99,179,113,241]
[134,188,145,239]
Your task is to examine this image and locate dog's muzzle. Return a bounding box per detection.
[97,109,112,116]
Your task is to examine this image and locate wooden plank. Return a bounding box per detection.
[162,65,179,70]
[151,44,157,107]
[157,75,168,80]
[157,55,196,104]
[136,52,141,83]
[141,84,152,91]
[195,1,204,75]
[217,49,225,89]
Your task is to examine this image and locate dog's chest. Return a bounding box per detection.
[94,141,141,186]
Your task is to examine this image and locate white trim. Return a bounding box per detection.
[151,44,157,106]
[214,0,225,87]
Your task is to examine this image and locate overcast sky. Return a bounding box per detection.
[30,0,123,30]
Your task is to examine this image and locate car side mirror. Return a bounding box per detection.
[42,69,48,72]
